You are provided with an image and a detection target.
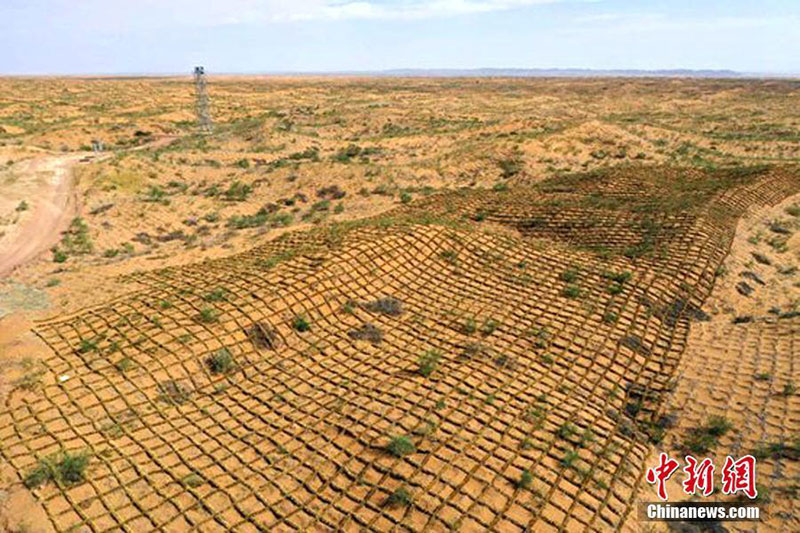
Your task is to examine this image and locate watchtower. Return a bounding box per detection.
[193,66,213,133]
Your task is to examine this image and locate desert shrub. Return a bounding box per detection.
[752,438,800,461]
[60,217,93,255]
[602,270,632,284]
[384,487,412,507]
[16,200,28,211]
[228,207,293,230]
[52,248,67,263]
[557,422,578,440]
[142,185,168,204]
[234,158,250,168]
[77,338,97,354]
[497,155,523,178]
[463,317,477,334]
[386,435,416,457]
[223,181,252,201]
[182,473,205,488]
[24,450,90,488]
[348,323,383,344]
[115,357,134,372]
[563,285,581,299]
[197,306,218,323]
[363,297,403,316]
[206,348,236,374]
[480,318,498,336]
[517,469,533,488]
[561,449,580,468]
[603,311,619,323]
[418,350,442,377]
[683,415,733,453]
[400,191,412,204]
[204,288,226,302]
[561,269,579,283]
[311,199,331,212]
[289,147,320,161]
[247,322,278,350]
[158,380,191,404]
[334,144,362,162]
[784,204,800,217]
[292,315,311,332]
[440,250,458,264]
[316,185,346,199]
[607,283,624,295]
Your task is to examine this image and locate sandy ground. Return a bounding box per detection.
[0,153,86,279]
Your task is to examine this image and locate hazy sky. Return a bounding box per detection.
[2,0,799,74]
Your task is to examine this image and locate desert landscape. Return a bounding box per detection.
[0,76,799,532]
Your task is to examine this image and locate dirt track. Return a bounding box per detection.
[0,153,84,279]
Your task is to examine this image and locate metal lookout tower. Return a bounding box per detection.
[193,66,213,133]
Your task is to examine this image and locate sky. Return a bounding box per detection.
[1,0,799,75]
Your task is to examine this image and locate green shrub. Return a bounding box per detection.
[418,350,441,377]
[602,270,632,284]
[223,181,252,201]
[561,269,579,283]
[334,144,362,162]
[204,288,226,302]
[292,315,311,332]
[24,450,90,488]
[683,416,733,453]
[385,487,412,507]
[563,285,581,299]
[607,283,624,295]
[480,319,498,336]
[115,357,134,372]
[386,435,416,457]
[463,317,477,334]
[52,248,67,263]
[206,348,236,374]
[197,307,218,323]
[517,469,533,488]
[561,449,579,468]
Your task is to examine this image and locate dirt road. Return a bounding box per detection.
[0,153,87,279]
[0,137,177,280]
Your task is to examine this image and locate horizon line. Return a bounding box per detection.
[1,67,799,79]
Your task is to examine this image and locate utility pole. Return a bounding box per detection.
[193,66,213,134]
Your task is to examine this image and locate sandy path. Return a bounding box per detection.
[0,137,178,280]
[0,153,86,279]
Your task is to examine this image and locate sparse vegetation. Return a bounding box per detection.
[24,450,90,488]
[418,350,442,377]
[386,435,416,457]
[683,415,733,453]
[206,348,236,374]
[292,315,311,332]
[385,486,413,507]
